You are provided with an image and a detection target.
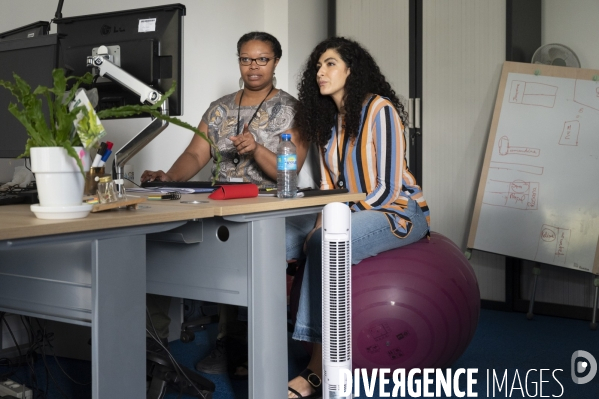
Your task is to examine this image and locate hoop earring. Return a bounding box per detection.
[239,77,244,89]
[272,75,277,88]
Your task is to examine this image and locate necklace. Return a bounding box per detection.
[233,86,275,165]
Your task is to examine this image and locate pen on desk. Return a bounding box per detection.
[295,188,315,198]
[148,193,181,200]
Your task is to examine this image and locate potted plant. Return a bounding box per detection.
[0,68,220,219]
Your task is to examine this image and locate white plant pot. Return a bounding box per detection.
[30,147,92,218]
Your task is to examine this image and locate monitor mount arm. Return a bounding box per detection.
[87,48,169,194]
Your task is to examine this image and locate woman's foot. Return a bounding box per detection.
[195,337,228,374]
[287,368,322,398]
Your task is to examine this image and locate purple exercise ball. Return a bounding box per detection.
[351,232,480,371]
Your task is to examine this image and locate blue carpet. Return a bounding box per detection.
[1,309,598,398]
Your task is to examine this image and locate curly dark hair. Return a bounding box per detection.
[237,31,282,59]
[296,37,406,147]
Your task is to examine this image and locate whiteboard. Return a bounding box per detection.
[468,62,599,274]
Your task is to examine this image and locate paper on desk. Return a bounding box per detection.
[258,190,277,197]
[126,187,198,194]
[154,186,215,193]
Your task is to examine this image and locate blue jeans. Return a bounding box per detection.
[290,199,429,343]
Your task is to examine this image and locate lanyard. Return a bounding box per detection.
[233,86,274,166]
[335,117,349,188]
[334,95,377,188]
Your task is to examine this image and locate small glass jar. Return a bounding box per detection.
[97,176,118,204]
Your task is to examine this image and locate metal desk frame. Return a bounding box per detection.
[0,222,184,398]
[147,206,324,399]
[0,200,346,399]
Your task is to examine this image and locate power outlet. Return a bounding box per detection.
[0,379,32,398]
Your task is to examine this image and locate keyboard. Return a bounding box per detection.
[141,181,250,189]
[0,194,27,206]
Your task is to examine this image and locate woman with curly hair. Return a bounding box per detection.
[286,37,431,398]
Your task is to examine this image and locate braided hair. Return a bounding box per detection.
[237,31,282,59]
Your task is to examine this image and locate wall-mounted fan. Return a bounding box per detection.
[531,43,581,68]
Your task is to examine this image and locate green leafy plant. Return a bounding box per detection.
[0,68,221,179]
[0,69,92,174]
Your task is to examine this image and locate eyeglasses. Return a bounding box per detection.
[238,57,276,66]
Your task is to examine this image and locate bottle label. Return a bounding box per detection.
[277,154,297,171]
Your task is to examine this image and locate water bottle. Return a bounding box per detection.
[277,133,297,198]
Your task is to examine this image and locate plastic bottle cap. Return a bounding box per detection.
[281,133,291,140]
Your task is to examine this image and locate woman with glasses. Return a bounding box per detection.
[141,31,309,380]
[141,31,307,184]
[286,37,431,398]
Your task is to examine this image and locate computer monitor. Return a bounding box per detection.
[0,35,58,158]
[0,21,51,41]
[55,3,185,116]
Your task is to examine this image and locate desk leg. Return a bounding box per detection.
[248,218,287,399]
[91,235,146,398]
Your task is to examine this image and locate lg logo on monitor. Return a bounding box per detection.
[571,350,597,384]
[100,25,126,36]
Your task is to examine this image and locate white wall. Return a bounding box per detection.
[336,0,410,108]
[542,0,599,70]
[0,0,327,182]
[288,1,329,98]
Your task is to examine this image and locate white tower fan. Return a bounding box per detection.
[322,202,352,398]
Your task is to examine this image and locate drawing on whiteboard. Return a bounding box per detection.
[559,120,580,146]
[469,65,599,274]
[509,80,558,108]
[498,136,540,157]
[489,161,544,175]
[535,224,570,266]
[483,179,539,210]
[573,79,599,111]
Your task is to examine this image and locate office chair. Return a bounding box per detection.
[179,300,219,343]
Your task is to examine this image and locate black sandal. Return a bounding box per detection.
[287,368,322,399]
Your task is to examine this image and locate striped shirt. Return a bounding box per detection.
[319,95,431,238]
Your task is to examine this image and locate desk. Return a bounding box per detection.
[0,192,363,398]
[0,202,214,398]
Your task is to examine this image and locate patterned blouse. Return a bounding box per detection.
[319,95,431,238]
[201,90,297,186]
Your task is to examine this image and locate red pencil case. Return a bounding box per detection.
[208,183,259,200]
